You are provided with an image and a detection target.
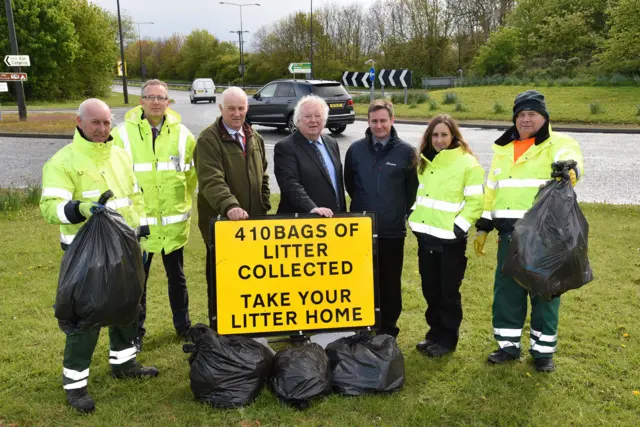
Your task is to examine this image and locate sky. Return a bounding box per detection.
[91,0,376,48]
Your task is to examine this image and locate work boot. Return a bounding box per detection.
[487,348,519,364]
[534,357,556,373]
[416,339,436,353]
[134,336,143,353]
[425,343,454,357]
[112,361,159,379]
[65,386,95,413]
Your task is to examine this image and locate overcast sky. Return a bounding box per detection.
[91,0,375,48]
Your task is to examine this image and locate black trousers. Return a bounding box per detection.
[417,237,467,350]
[377,237,406,337]
[205,245,217,330]
[139,247,191,338]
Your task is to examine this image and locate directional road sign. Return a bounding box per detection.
[341,71,371,88]
[0,72,27,82]
[0,82,8,92]
[378,69,412,88]
[369,67,375,82]
[4,55,30,67]
[288,62,312,74]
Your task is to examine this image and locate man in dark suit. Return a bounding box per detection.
[274,95,346,217]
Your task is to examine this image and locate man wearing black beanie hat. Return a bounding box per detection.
[472,89,584,373]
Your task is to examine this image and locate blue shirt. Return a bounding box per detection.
[309,137,338,196]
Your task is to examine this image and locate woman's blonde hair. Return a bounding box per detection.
[416,114,474,174]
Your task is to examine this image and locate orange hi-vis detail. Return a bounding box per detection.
[513,137,535,162]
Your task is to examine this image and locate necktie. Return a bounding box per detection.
[375,142,382,152]
[234,132,246,155]
[151,127,159,153]
[312,141,340,210]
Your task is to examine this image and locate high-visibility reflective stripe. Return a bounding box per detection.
[463,185,484,196]
[492,209,527,219]
[178,124,188,172]
[117,123,132,159]
[109,346,137,365]
[408,221,456,240]
[498,341,521,349]
[156,162,175,171]
[133,182,140,193]
[481,210,492,220]
[63,367,89,381]
[81,189,100,198]
[56,202,71,224]
[60,233,75,245]
[42,187,73,200]
[106,197,132,210]
[63,379,88,390]
[139,217,158,226]
[415,197,463,213]
[454,215,471,232]
[530,330,558,343]
[530,339,557,353]
[494,328,522,338]
[553,148,570,163]
[162,212,191,226]
[134,163,153,172]
[183,160,194,171]
[487,180,497,190]
[495,179,549,189]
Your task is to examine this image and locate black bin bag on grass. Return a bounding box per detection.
[502,177,593,301]
[269,343,332,409]
[184,324,274,409]
[326,333,404,396]
[55,190,145,330]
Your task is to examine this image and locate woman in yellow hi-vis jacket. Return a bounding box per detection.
[408,115,485,357]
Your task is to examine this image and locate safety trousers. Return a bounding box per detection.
[61,321,138,390]
[493,233,560,359]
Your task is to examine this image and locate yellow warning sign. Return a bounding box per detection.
[213,215,376,335]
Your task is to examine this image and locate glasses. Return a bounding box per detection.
[142,95,169,102]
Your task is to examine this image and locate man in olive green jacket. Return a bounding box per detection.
[194,86,270,329]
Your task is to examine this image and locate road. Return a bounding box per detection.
[0,86,638,205]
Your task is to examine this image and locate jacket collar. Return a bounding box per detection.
[124,105,182,126]
[215,116,254,140]
[75,127,113,144]
[365,126,399,149]
[495,120,552,146]
[420,146,464,166]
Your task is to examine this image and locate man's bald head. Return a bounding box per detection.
[76,98,112,142]
[219,87,248,131]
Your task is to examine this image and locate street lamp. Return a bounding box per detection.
[220,2,260,90]
[135,21,154,81]
[116,0,128,104]
[310,0,313,79]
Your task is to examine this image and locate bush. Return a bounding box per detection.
[556,77,572,86]
[589,102,606,115]
[408,102,418,109]
[504,76,523,86]
[567,57,581,68]
[493,102,506,114]
[413,92,429,104]
[352,94,370,104]
[454,101,469,112]
[443,92,458,105]
[429,100,438,111]
[636,104,640,116]
[0,189,22,212]
[391,93,404,104]
[25,183,42,206]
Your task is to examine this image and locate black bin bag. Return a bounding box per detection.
[55,190,145,330]
[325,333,404,396]
[184,324,274,409]
[502,178,593,301]
[269,343,332,409]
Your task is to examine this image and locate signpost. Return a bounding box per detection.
[378,69,413,103]
[288,62,312,75]
[4,0,28,120]
[210,214,379,336]
[4,55,30,67]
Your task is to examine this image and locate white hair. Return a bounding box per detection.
[141,79,168,96]
[293,94,329,126]
[221,86,248,108]
[77,98,111,120]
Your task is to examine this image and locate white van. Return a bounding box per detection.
[190,78,216,104]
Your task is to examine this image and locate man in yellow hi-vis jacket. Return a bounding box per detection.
[40,99,159,413]
[473,90,584,373]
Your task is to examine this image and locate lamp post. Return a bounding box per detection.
[220,2,260,90]
[116,0,128,104]
[310,0,313,79]
[135,21,154,81]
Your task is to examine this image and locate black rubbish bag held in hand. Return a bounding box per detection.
[326,333,405,396]
[55,190,145,330]
[183,324,274,409]
[502,168,593,301]
[269,343,332,410]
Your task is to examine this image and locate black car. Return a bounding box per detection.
[247,79,355,134]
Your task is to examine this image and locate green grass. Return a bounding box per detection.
[354,86,640,125]
[0,91,141,110]
[1,200,639,426]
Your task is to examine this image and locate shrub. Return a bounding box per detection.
[589,102,606,115]
[413,92,429,104]
[493,102,505,114]
[635,104,640,116]
[429,100,438,111]
[504,76,523,86]
[0,189,22,212]
[567,57,581,68]
[443,92,458,104]
[454,101,469,112]
[352,94,370,104]
[408,102,418,109]
[25,183,42,206]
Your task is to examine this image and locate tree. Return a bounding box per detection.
[597,0,640,75]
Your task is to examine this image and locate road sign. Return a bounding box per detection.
[369,67,375,82]
[0,72,27,82]
[288,62,311,74]
[4,55,30,67]
[0,82,8,92]
[378,69,412,88]
[211,214,378,335]
[341,71,370,88]
[238,64,245,75]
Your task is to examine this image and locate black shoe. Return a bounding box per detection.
[65,386,95,413]
[487,349,519,364]
[112,361,159,379]
[534,357,555,372]
[425,343,454,357]
[176,328,190,341]
[134,336,143,353]
[416,339,436,352]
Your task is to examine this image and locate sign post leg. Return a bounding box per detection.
[381,84,385,99]
[404,87,408,105]
[370,81,374,103]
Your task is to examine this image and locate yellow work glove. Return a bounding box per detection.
[474,231,487,256]
[556,169,577,187]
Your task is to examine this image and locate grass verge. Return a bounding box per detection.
[0,200,639,425]
[354,86,640,125]
[0,113,77,134]
[0,91,141,111]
